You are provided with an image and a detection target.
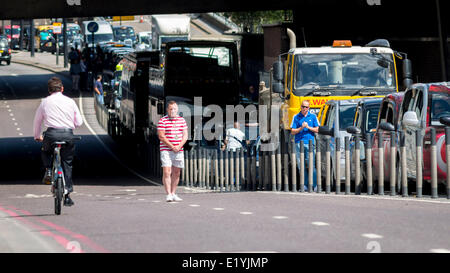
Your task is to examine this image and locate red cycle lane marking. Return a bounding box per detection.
[6,205,109,253]
[0,205,72,252]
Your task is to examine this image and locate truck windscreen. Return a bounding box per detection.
[293,53,396,92]
[87,34,114,44]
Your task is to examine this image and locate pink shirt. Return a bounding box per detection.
[33,92,83,139]
[157,115,188,152]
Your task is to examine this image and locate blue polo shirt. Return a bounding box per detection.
[291,111,319,144]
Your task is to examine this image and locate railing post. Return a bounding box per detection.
[335,137,341,194]
[316,137,322,193]
[325,137,331,194]
[400,131,408,197]
[430,128,438,199]
[416,130,423,198]
[276,144,282,191]
[446,127,450,199]
[366,133,373,195]
[291,137,297,192]
[345,136,351,195]
[378,133,384,195]
[308,139,314,193]
[299,140,305,192]
[355,134,361,195]
[390,131,396,196]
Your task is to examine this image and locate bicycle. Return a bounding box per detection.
[50,136,81,215]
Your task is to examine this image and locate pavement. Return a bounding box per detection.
[11,50,70,78]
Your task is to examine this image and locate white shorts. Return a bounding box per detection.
[160,150,184,168]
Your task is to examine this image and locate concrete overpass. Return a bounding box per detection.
[0,0,448,82]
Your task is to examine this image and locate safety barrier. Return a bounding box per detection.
[182,128,450,200]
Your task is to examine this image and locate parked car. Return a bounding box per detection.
[399,82,449,185]
[371,92,405,192]
[0,35,11,65]
[317,99,359,189]
[112,26,136,45]
[346,97,383,184]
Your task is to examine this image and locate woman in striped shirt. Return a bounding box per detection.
[157,101,188,202]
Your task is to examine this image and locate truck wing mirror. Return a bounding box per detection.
[272,82,284,94]
[272,61,284,82]
[379,122,395,132]
[402,58,413,89]
[346,126,361,135]
[402,111,420,127]
[318,126,334,137]
[439,116,450,127]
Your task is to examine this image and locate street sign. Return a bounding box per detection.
[53,22,62,34]
[87,21,99,33]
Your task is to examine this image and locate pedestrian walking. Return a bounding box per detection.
[157,101,188,202]
[93,74,104,105]
[68,47,81,91]
[290,100,319,191]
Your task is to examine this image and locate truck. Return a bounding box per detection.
[270,35,413,148]
[151,14,190,51]
[81,20,114,48]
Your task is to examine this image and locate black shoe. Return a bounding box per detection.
[64,195,74,207]
[42,168,52,185]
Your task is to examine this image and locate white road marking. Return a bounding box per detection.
[16,128,20,131]
[213,208,225,211]
[240,212,253,215]
[9,113,13,116]
[117,189,136,192]
[189,204,200,207]
[362,233,383,239]
[311,221,330,226]
[18,133,23,136]
[272,216,288,219]
[152,200,161,203]
[138,199,146,201]
[430,249,450,253]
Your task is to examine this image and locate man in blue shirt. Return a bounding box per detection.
[94,74,104,105]
[291,100,319,191]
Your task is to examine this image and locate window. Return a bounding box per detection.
[286,54,292,92]
[339,105,357,130]
[431,93,450,121]
[365,106,380,132]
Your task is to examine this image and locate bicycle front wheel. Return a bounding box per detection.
[54,177,63,215]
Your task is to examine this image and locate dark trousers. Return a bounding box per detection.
[41,128,75,193]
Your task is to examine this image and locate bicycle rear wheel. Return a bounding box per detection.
[54,177,63,215]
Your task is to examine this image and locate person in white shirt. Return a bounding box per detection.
[33,77,83,207]
[223,122,246,151]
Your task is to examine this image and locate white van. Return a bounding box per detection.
[81,20,114,47]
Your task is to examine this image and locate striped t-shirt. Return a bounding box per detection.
[157,115,188,152]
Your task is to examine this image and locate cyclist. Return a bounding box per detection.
[33,77,83,207]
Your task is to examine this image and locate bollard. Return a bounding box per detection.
[300,141,305,192]
[345,137,351,195]
[325,137,331,194]
[416,131,423,198]
[284,144,289,192]
[246,148,251,191]
[446,127,450,199]
[271,149,277,191]
[219,150,224,192]
[190,149,194,188]
[366,133,373,195]
[203,149,207,189]
[316,139,322,193]
[214,150,219,191]
[378,133,384,195]
[206,150,210,190]
[265,151,270,191]
[252,146,257,191]
[224,150,229,191]
[355,134,361,195]
[198,149,203,188]
[335,137,341,194]
[308,140,314,193]
[276,145,282,191]
[430,128,438,198]
[258,148,263,191]
[236,149,241,191]
[231,150,236,191]
[184,151,189,187]
[400,131,408,197]
[390,132,396,196]
[291,137,297,192]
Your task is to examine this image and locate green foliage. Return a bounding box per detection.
[223,10,293,33]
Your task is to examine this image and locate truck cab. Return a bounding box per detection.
[272,39,412,145]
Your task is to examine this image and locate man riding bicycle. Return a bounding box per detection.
[33,77,83,206]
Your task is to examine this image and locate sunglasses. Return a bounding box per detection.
[301,105,310,109]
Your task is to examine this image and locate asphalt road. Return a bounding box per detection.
[0,63,450,254]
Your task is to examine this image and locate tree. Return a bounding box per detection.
[223,10,293,33]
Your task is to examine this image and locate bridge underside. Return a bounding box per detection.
[1,0,449,82]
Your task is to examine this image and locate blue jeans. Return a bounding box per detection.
[96,93,104,105]
[295,141,317,189]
